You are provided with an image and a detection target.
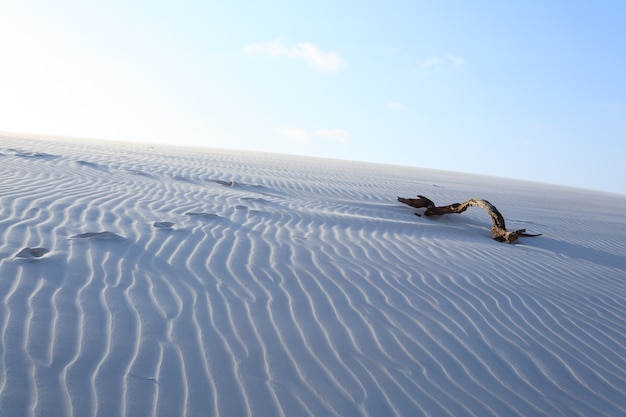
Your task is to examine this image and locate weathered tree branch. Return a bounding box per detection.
[398,195,541,243]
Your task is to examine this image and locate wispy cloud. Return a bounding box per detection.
[416,54,465,71]
[278,127,349,144]
[386,101,409,111]
[316,128,349,143]
[277,127,312,144]
[599,101,625,113]
[244,39,346,72]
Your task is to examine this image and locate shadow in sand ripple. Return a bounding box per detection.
[15,247,51,258]
[70,231,126,241]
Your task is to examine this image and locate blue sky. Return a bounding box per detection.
[1,1,625,194]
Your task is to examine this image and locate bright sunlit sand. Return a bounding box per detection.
[1,134,625,416]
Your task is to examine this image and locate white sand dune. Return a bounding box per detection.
[1,134,625,417]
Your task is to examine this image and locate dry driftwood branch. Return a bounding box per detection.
[398,195,541,243]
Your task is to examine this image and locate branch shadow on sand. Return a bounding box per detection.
[530,236,626,272]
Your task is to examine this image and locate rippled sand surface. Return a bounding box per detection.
[1,134,625,417]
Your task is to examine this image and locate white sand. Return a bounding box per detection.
[1,134,625,417]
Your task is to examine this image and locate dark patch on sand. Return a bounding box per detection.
[15,247,51,258]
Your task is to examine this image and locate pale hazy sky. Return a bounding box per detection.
[1,1,625,194]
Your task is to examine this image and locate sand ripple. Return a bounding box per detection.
[1,136,625,417]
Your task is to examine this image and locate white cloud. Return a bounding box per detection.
[243,39,286,58]
[278,127,349,144]
[599,101,625,113]
[417,54,465,70]
[277,127,312,144]
[316,128,349,143]
[386,101,408,111]
[244,39,346,72]
[445,55,465,66]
